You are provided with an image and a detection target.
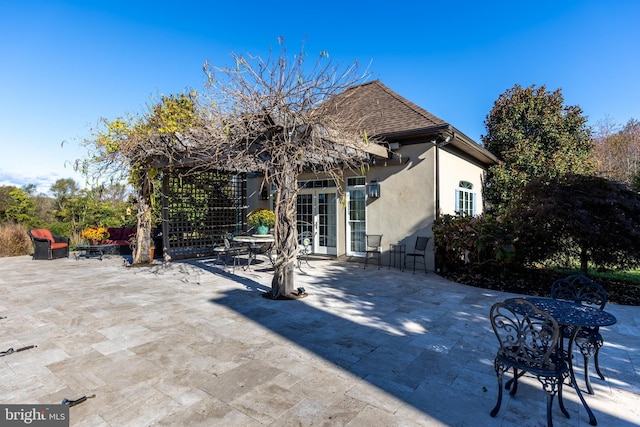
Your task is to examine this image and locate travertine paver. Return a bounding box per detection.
[0,254,638,426]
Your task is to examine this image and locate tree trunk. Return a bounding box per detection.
[270,170,298,298]
[132,178,153,265]
[580,246,589,275]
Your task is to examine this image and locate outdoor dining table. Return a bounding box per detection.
[233,235,275,270]
[525,296,617,426]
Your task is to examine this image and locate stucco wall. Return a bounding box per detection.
[362,143,436,269]
[438,147,487,216]
[245,142,488,272]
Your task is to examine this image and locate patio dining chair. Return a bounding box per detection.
[297,231,314,273]
[404,236,429,274]
[551,274,608,394]
[364,234,383,269]
[489,298,570,427]
[212,233,246,272]
[247,241,275,270]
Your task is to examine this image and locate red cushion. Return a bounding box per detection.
[107,228,123,240]
[51,242,68,249]
[31,229,55,244]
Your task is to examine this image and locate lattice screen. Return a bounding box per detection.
[162,171,247,259]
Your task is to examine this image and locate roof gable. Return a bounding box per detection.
[332,80,447,137]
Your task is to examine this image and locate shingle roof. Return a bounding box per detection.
[331,80,498,166]
[332,80,447,137]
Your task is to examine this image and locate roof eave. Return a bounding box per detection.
[377,124,498,166]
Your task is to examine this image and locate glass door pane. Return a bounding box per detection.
[316,192,336,255]
[296,193,313,236]
[347,188,366,255]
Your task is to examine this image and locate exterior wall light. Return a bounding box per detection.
[368,181,380,198]
[260,186,270,200]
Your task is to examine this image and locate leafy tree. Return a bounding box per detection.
[632,169,640,192]
[21,184,37,195]
[60,184,134,227]
[5,188,41,229]
[482,84,594,214]
[33,194,55,225]
[50,178,80,212]
[0,185,18,222]
[511,174,640,274]
[79,93,197,264]
[97,183,131,203]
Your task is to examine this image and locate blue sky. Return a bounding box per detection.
[1,0,639,194]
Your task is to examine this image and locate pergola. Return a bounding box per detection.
[153,112,388,262]
[158,169,247,260]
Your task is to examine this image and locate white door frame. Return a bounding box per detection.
[345,177,366,257]
[297,183,338,256]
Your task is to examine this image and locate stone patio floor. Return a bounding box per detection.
[0,253,638,426]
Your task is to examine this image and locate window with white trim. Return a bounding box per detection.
[455,181,477,216]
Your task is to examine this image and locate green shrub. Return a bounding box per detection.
[433,214,515,277]
[0,222,31,257]
[511,174,640,274]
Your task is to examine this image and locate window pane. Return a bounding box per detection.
[457,188,475,216]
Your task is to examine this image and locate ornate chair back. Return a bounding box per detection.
[551,275,607,310]
[490,298,561,371]
[489,298,569,426]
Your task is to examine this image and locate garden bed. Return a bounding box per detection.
[441,268,640,306]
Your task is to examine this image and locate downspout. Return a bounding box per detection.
[435,132,454,219]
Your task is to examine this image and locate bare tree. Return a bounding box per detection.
[188,40,381,298]
[593,117,640,184]
[79,40,382,296]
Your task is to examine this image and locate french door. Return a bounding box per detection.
[296,185,337,256]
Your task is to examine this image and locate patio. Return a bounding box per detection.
[0,254,638,426]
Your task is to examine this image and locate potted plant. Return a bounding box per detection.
[248,208,275,235]
[81,227,110,245]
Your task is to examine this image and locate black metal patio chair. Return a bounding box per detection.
[364,234,382,269]
[489,298,570,427]
[551,274,608,394]
[212,233,246,272]
[404,236,429,274]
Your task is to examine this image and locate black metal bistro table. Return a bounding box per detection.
[388,243,406,271]
[75,244,119,260]
[526,297,617,426]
